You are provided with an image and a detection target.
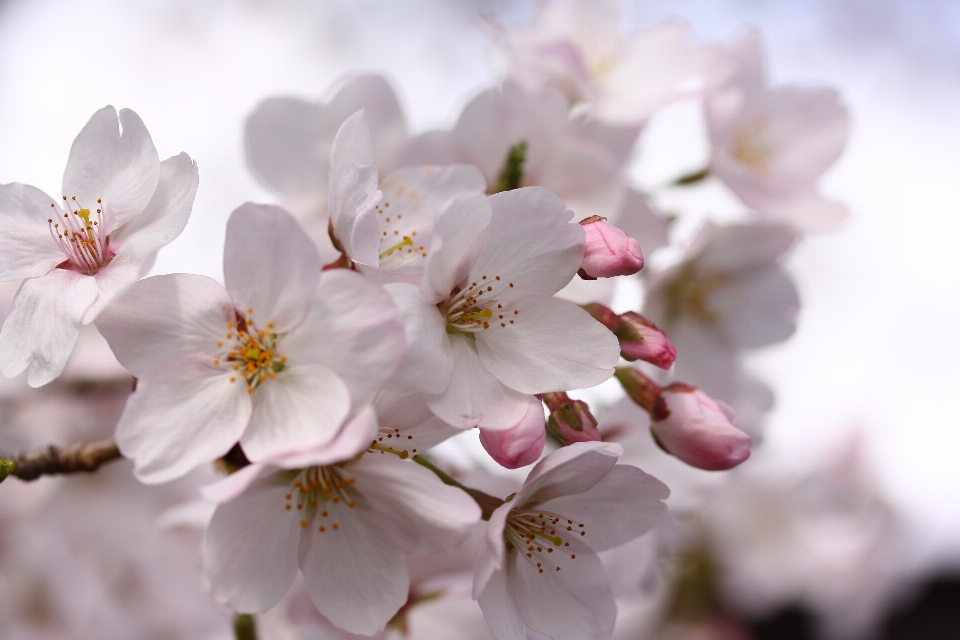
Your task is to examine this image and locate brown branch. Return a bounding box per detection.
[0,438,122,482]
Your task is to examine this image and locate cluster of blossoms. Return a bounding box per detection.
[0,1,864,638]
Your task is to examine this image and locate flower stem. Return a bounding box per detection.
[413,455,505,520]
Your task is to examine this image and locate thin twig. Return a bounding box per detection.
[0,438,122,482]
[413,455,505,520]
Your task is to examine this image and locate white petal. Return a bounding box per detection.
[422,193,491,304]
[270,405,378,469]
[475,293,619,394]
[115,353,252,484]
[325,75,408,171]
[710,265,799,348]
[519,441,623,506]
[330,164,382,266]
[107,152,199,254]
[350,453,480,552]
[477,564,526,640]
[538,465,669,552]
[374,391,461,452]
[241,363,351,462]
[0,270,99,387]
[694,222,796,273]
[425,335,529,430]
[201,463,271,503]
[95,274,235,376]
[329,110,376,200]
[244,97,328,199]
[204,475,301,612]
[470,187,584,296]
[281,269,404,409]
[474,502,513,598]
[509,538,615,640]
[299,507,409,636]
[0,183,64,280]
[383,283,453,394]
[377,165,487,273]
[223,203,320,332]
[62,107,160,234]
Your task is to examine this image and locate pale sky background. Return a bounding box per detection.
[0,0,957,574]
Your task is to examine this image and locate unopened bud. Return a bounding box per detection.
[651,384,751,471]
[579,216,644,278]
[0,459,14,483]
[613,312,676,369]
[479,397,546,469]
[542,392,601,445]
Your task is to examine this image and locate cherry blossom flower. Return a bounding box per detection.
[384,186,620,429]
[489,0,712,124]
[0,106,198,387]
[327,110,486,273]
[202,415,481,636]
[705,32,850,231]
[96,203,405,482]
[400,82,627,221]
[474,442,668,640]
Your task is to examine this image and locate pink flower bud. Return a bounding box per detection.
[542,392,601,445]
[580,217,644,278]
[479,398,546,469]
[613,312,677,369]
[651,384,751,471]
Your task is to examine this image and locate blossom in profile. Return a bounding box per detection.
[97,203,405,482]
[0,106,198,387]
[202,410,481,636]
[705,32,850,231]
[474,441,668,640]
[578,216,644,278]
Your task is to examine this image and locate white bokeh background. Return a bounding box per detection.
[0,0,957,586]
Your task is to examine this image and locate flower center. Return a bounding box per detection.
[662,266,727,327]
[505,507,587,574]
[282,465,359,533]
[47,196,112,275]
[214,309,287,393]
[439,275,519,333]
[375,178,428,270]
[732,117,772,175]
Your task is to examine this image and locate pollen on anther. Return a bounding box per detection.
[332,523,339,530]
[571,554,576,559]
[509,283,514,287]
[300,520,308,528]
[284,505,291,510]
[319,525,326,532]
[229,376,236,383]
[213,358,220,365]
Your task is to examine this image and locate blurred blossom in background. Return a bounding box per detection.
[0,0,958,638]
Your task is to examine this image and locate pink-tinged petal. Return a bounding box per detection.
[471,187,584,296]
[201,463,271,503]
[270,405,378,469]
[204,476,301,613]
[477,563,526,640]
[709,265,799,349]
[107,152,199,253]
[350,453,481,552]
[245,97,327,200]
[0,183,64,280]
[651,386,752,471]
[579,219,644,278]
[762,86,849,183]
[480,396,546,469]
[383,283,453,394]
[693,222,796,273]
[329,110,376,198]
[374,391,462,451]
[538,465,669,552]
[0,270,99,387]
[95,274,235,376]
[425,335,529,430]
[509,538,615,640]
[475,293,619,394]
[422,193,492,304]
[615,188,670,255]
[223,203,320,332]
[519,442,623,506]
[474,503,512,598]
[331,164,382,266]
[325,75,408,171]
[377,165,487,273]
[396,130,462,167]
[281,269,404,409]
[62,107,160,234]
[115,353,252,483]
[240,363,351,462]
[299,507,409,636]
